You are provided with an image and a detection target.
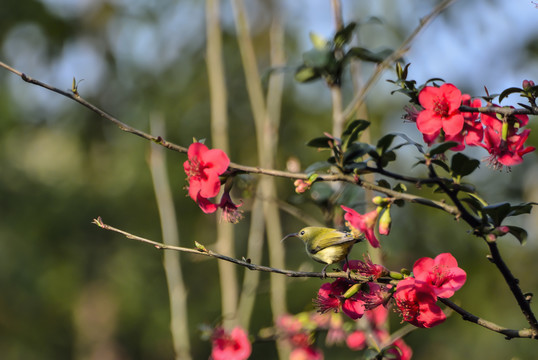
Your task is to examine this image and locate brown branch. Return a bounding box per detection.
[0,61,460,217]
[439,298,538,339]
[92,216,369,281]
[460,105,538,116]
[486,241,538,335]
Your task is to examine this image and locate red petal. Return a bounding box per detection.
[442,113,464,135]
[202,148,230,174]
[416,110,443,135]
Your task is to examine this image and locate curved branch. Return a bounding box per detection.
[439,298,538,339]
[0,61,460,217]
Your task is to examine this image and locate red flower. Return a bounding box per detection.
[413,253,467,299]
[218,190,243,224]
[314,280,365,320]
[479,109,535,168]
[345,256,388,280]
[393,277,446,328]
[341,205,380,248]
[416,83,465,136]
[211,326,251,360]
[183,142,230,213]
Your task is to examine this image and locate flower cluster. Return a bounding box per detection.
[276,314,324,360]
[314,253,466,331]
[411,82,535,168]
[393,253,466,328]
[314,260,391,320]
[183,142,243,222]
[210,326,251,360]
[346,306,412,360]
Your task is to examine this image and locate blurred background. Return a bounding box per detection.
[1,0,538,359]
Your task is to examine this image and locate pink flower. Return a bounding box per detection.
[341,205,380,248]
[211,326,251,360]
[294,179,312,194]
[183,142,230,213]
[419,93,483,150]
[393,277,446,328]
[345,256,388,280]
[375,329,413,360]
[290,346,324,360]
[413,253,467,299]
[479,108,535,168]
[365,304,389,328]
[346,331,366,351]
[388,338,413,360]
[218,190,243,224]
[416,83,465,136]
[314,280,365,320]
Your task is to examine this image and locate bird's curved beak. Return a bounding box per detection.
[281,233,298,242]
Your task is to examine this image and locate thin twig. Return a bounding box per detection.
[342,0,458,121]
[92,217,368,281]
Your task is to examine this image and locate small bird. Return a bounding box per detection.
[282,226,362,277]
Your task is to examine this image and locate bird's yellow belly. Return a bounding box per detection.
[310,243,354,264]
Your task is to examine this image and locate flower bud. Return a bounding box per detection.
[522,79,535,89]
[378,208,392,235]
[343,283,361,299]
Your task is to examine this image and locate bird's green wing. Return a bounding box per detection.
[310,230,357,254]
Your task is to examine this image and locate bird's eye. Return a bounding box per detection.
[300,230,305,236]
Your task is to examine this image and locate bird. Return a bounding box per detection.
[282,226,362,277]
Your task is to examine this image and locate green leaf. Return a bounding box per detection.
[304,161,332,174]
[309,32,328,49]
[343,142,372,163]
[506,225,527,245]
[303,48,333,69]
[294,65,320,83]
[461,196,485,215]
[345,162,368,173]
[306,136,334,148]
[507,202,537,217]
[378,151,396,167]
[333,22,356,47]
[499,87,524,103]
[343,119,370,136]
[483,202,512,226]
[429,141,460,156]
[377,179,391,189]
[376,134,397,154]
[347,47,389,63]
[431,159,450,173]
[450,153,480,177]
[342,120,370,150]
[393,183,407,192]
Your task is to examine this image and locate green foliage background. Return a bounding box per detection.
[1,0,538,359]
